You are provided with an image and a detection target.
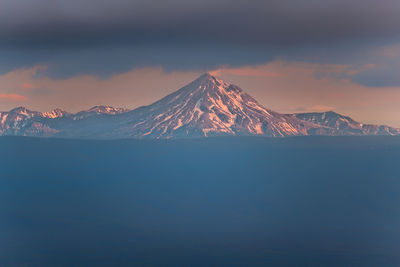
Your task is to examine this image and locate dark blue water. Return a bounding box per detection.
[1,136,400,266]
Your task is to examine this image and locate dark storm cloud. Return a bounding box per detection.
[1,0,400,80]
[0,44,278,78]
[351,61,400,87]
[2,0,400,46]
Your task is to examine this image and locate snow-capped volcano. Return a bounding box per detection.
[0,74,398,138]
[111,73,321,138]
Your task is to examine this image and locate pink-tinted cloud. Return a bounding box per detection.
[0,93,28,101]
[303,105,335,112]
[210,66,280,77]
[380,44,400,58]
[345,64,376,76]
[21,82,35,89]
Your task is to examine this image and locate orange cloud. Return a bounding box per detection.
[290,105,335,113]
[21,82,35,89]
[0,93,28,101]
[306,105,335,112]
[345,64,376,76]
[380,44,400,58]
[210,66,280,77]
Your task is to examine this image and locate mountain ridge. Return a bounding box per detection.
[288,111,400,136]
[1,74,399,138]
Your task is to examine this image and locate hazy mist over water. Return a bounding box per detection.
[1,136,400,266]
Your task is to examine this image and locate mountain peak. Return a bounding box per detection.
[88,105,129,113]
[10,106,29,113]
[1,75,398,138]
[177,73,244,99]
[121,74,311,138]
[88,105,109,112]
[196,72,215,81]
[292,110,399,136]
[188,73,223,88]
[8,106,38,117]
[41,108,69,118]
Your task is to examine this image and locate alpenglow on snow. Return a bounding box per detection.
[1,74,399,138]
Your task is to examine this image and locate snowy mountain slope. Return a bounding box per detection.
[361,124,400,136]
[102,73,326,138]
[0,107,69,136]
[290,111,400,136]
[0,74,398,138]
[0,105,129,137]
[73,105,130,120]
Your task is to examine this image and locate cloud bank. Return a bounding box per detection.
[1,0,400,86]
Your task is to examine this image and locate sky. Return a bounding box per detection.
[1,0,400,127]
